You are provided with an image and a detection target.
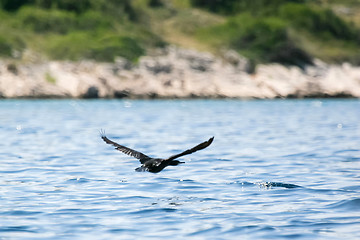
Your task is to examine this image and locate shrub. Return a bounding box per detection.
[0,0,32,11]
[88,0,137,21]
[148,0,164,7]
[190,0,305,15]
[46,33,145,62]
[16,7,113,33]
[36,0,92,14]
[89,36,145,62]
[198,13,312,65]
[77,10,111,31]
[17,7,77,34]
[279,3,359,41]
[1,0,91,13]
[0,31,25,58]
[190,0,241,14]
[45,72,56,84]
[1,0,137,21]
[0,36,12,56]
[45,32,91,60]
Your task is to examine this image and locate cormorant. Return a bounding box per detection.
[100,131,214,173]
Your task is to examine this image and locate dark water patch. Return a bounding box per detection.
[260,225,276,232]
[0,210,43,216]
[334,149,360,155]
[273,233,312,239]
[53,208,104,215]
[0,168,29,174]
[40,155,62,160]
[342,157,360,162]
[0,226,36,233]
[342,185,360,191]
[108,228,139,233]
[118,195,152,201]
[281,152,309,159]
[129,208,177,215]
[216,158,233,162]
[200,197,218,201]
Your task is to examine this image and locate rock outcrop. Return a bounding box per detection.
[1,46,360,98]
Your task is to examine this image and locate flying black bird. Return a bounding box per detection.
[100,131,214,173]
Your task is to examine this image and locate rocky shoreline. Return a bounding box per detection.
[1,46,360,99]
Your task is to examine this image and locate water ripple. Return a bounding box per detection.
[328,198,360,211]
[1,99,360,239]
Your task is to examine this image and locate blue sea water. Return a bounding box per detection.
[0,99,359,239]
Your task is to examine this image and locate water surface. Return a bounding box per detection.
[0,99,359,239]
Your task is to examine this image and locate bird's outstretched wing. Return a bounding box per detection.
[166,137,214,161]
[100,130,151,163]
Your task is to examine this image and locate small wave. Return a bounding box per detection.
[229,181,301,189]
[228,181,255,187]
[129,208,176,215]
[0,168,28,174]
[1,210,42,216]
[281,152,318,158]
[66,177,90,183]
[178,179,196,183]
[328,198,360,211]
[342,157,360,162]
[108,228,138,233]
[334,149,359,154]
[187,225,221,237]
[217,158,233,162]
[0,226,36,233]
[121,195,152,200]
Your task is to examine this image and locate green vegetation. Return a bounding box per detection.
[0,36,12,57]
[0,0,359,65]
[192,0,360,65]
[45,72,56,84]
[197,13,312,65]
[190,0,305,15]
[0,0,161,62]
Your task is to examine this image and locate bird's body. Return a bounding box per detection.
[100,131,214,173]
[134,158,183,173]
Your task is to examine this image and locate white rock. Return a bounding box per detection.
[1,46,360,98]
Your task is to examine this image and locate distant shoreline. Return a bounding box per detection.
[1,47,360,99]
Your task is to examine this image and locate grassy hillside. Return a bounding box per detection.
[0,0,359,66]
[0,0,164,62]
